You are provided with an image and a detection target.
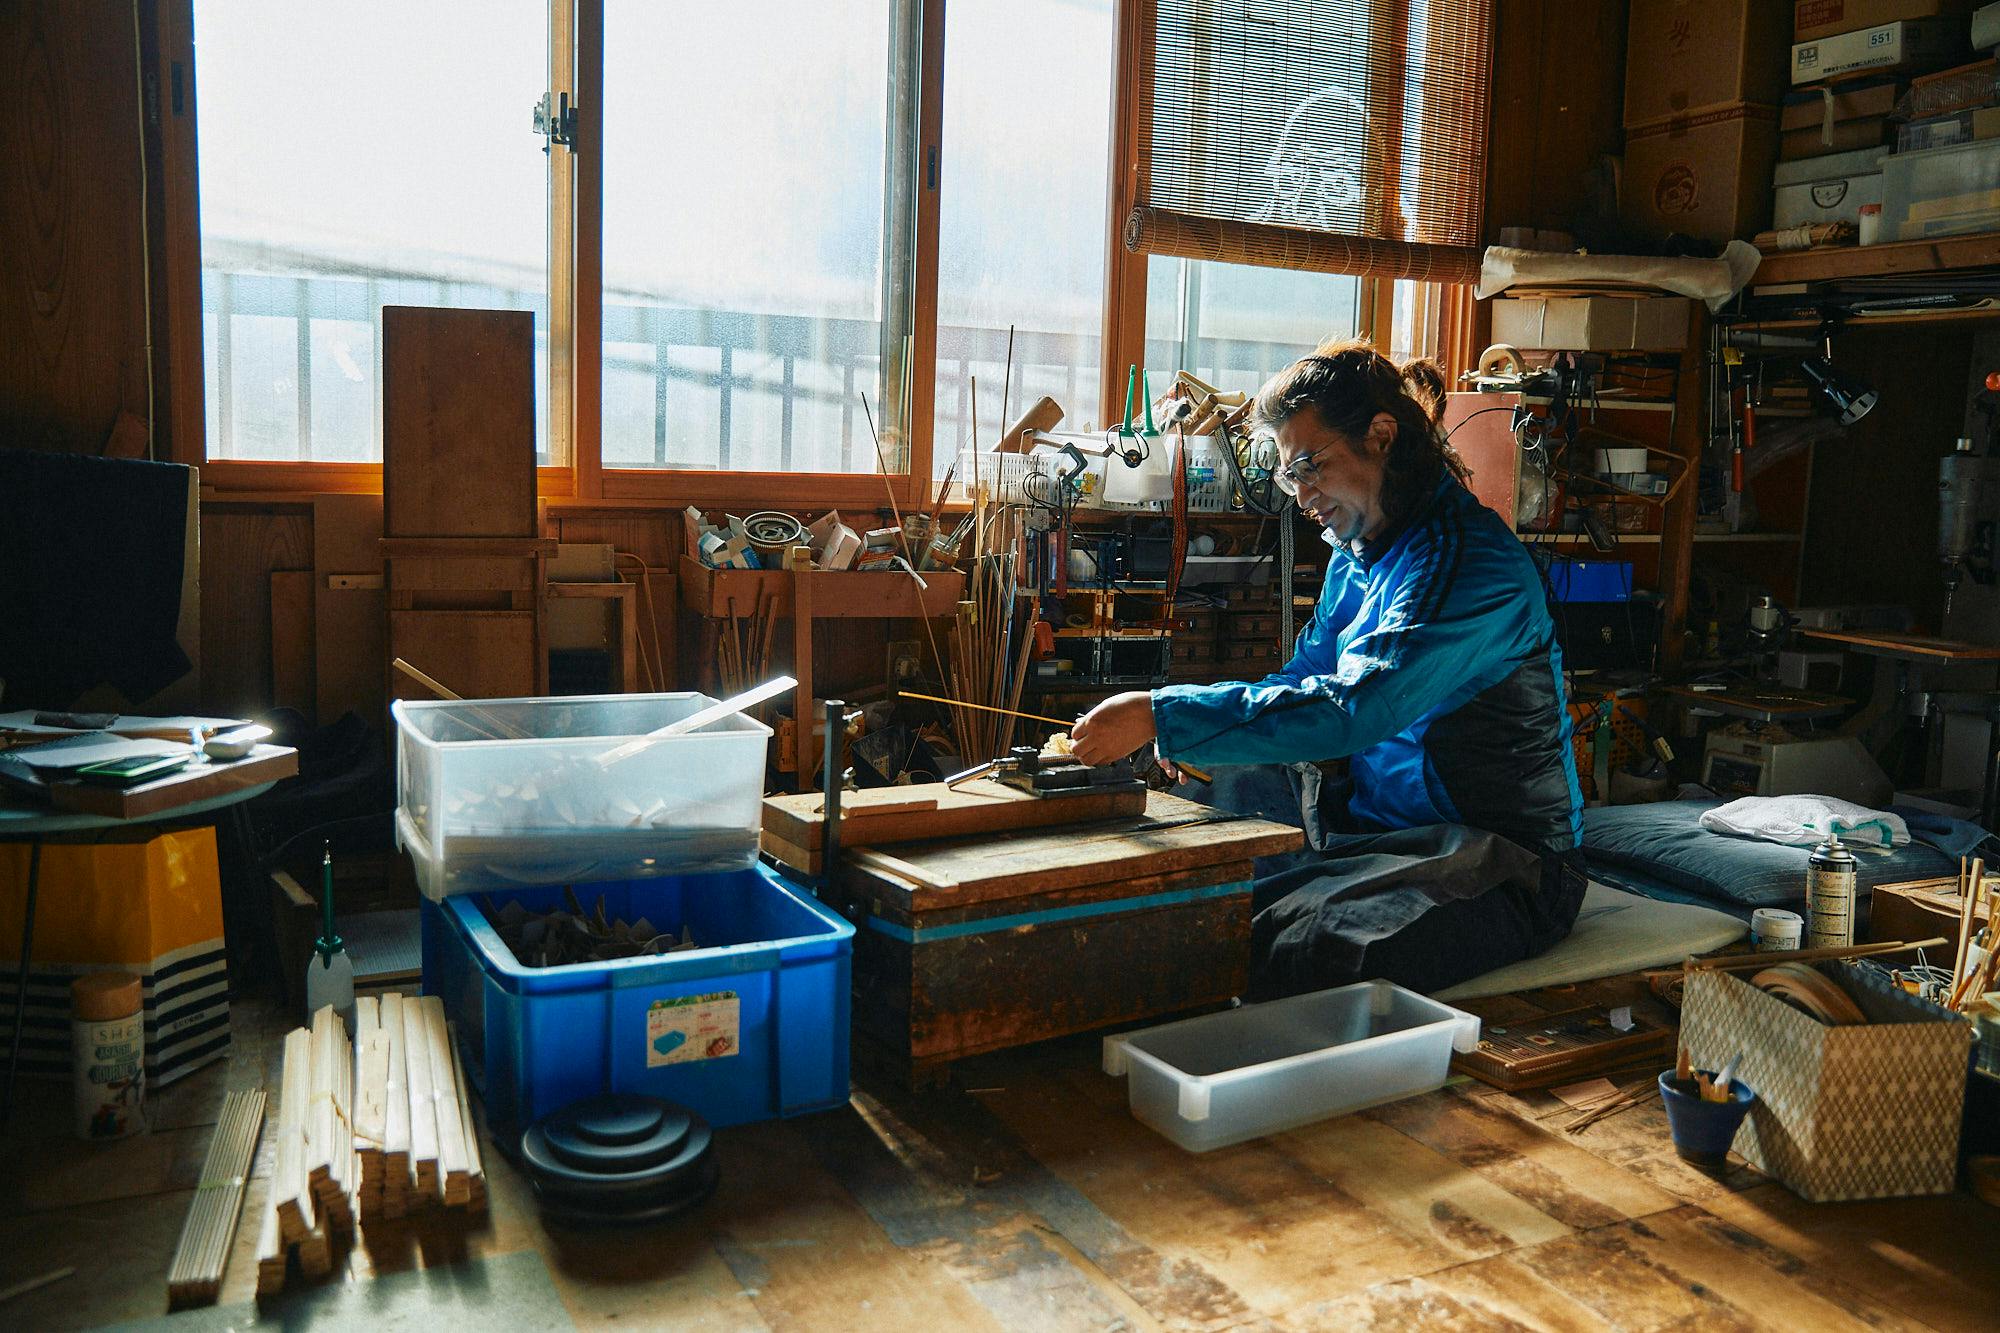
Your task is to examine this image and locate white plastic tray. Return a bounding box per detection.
[1103,981,1481,1152]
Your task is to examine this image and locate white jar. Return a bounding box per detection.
[72,972,144,1140]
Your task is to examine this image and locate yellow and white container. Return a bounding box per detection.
[71,971,144,1139]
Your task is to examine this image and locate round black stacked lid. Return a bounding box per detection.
[522,1093,718,1222]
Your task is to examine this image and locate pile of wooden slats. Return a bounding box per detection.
[255,996,486,1295]
[353,993,486,1218]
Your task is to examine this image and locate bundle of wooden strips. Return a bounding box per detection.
[305,1006,355,1234]
[167,1088,266,1308]
[258,1027,314,1294]
[946,500,1033,761]
[253,996,488,1296]
[1951,862,1999,1010]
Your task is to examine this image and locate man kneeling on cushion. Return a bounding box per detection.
[1070,341,1586,998]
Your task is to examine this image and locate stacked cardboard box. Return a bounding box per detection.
[1774,1,1979,232]
[1621,0,1790,243]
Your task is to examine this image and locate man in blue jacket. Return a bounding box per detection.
[1071,342,1586,997]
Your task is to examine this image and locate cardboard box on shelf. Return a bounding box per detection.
[1490,296,1694,352]
[1624,103,1782,242]
[1794,0,1972,44]
[1627,0,1794,127]
[1779,77,1902,157]
[1791,18,1969,84]
[1780,117,1895,157]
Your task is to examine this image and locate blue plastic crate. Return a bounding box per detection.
[1546,559,1633,603]
[424,864,853,1152]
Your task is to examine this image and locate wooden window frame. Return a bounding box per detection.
[165,0,1411,500]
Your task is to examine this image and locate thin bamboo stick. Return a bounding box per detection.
[899,690,1075,730]
[1685,937,1949,972]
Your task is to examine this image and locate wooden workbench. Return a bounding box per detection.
[817,791,1303,1084]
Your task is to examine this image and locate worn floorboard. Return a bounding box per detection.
[2,995,1995,1331]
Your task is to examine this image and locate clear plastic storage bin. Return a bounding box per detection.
[393,693,769,899]
[1880,138,2000,241]
[1103,981,1481,1152]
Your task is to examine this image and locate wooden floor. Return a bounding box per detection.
[3,980,1998,1331]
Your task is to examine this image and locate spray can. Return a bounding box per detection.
[71,972,144,1140]
[1806,834,1859,948]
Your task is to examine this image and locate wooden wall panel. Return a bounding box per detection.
[382,306,537,538]
[0,1,152,456]
[268,568,315,713]
[1484,0,1628,238]
[198,504,312,717]
[313,493,386,726]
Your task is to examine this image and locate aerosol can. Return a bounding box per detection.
[1806,834,1859,949]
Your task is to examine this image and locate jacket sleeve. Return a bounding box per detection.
[1152,540,1540,768]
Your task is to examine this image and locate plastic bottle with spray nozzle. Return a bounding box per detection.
[305,840,355,1031]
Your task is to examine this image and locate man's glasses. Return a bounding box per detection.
[1273,447,1329,498]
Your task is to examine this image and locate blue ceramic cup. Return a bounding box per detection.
[1658,1069,1755,1167]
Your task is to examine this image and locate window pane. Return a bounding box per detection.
[933,0,1114,477]
[193,2,551,463]
[1144,257,1360,398]
[603,2,894,473]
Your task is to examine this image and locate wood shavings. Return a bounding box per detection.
[485,892,705,967]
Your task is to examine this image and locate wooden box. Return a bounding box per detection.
[1871,876,1991,956]
[822,793,1302,1082]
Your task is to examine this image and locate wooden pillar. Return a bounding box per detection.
[1657,305,1708,674]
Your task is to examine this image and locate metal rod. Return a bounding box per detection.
[822,699,845,883]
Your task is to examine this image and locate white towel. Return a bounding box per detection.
[1698,795,1909,850]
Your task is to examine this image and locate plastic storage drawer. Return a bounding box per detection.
[393,692,769,899]
[424,865,853,1150]
[1880,139,2000,241]
[1103,981,1481,1152]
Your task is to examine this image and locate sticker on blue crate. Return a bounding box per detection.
[647,991,740,1065]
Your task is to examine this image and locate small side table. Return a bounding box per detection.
[0,749,296,1117]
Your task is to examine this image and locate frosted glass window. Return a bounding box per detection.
[194,1,551,462]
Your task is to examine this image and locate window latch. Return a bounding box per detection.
[533,92,578,153]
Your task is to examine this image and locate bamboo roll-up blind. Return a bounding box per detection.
[1131,0,1494,281]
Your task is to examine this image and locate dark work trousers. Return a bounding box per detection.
[1179,764,1588,998]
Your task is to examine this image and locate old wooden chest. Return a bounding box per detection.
[813,792,1302,1082]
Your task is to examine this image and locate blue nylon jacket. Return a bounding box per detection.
[1154,477,1584,855]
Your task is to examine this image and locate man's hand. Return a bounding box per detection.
[1071,691,1158,767]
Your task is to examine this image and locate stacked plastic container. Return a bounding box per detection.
[397,692,853,1147]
